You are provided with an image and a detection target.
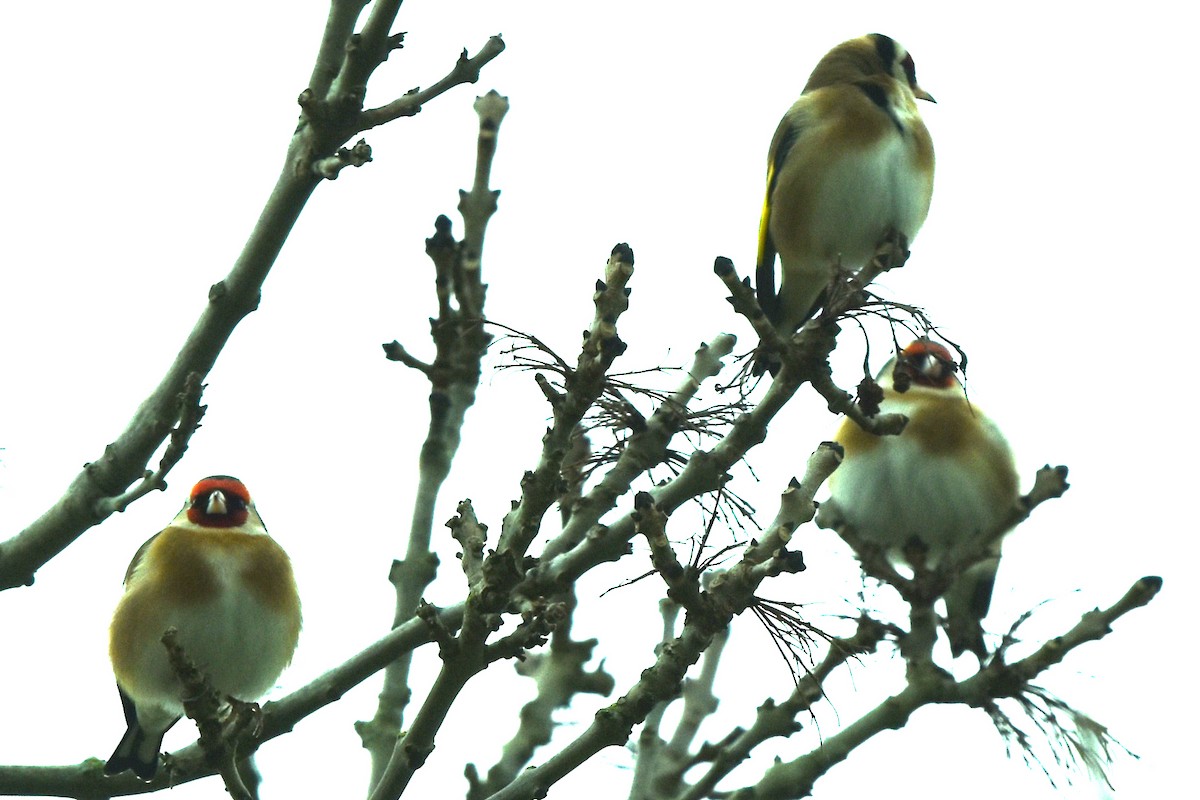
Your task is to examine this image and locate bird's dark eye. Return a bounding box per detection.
[192,492,247,513]
[186,482,252,528]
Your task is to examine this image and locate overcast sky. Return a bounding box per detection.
[0,2,1192,798]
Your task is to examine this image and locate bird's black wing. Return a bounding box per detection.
[755,118,802,324]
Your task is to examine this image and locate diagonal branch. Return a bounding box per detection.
[358,38,507,132]
[496,244,636,559]
[526,299,842,594]
[0,152,323,592]
[541,334,738,563]
[367,510,567,800]
[484,450,838,800]
[303,31,506,173]
[677,616,891,800]
[0,602,468,797]
[724,577,1162,799]
[0,3,505,595]
[92,371,208,518]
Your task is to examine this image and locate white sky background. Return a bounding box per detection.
[0,1,1192,798]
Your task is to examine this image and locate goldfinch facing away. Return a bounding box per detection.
[756,33,935,339]
[821,340,1019,658]
[105,476,301,780]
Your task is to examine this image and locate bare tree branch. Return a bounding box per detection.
[0,8,1163,800]
[0,162,321,592]
[524,302,845,596]
[367,504,566,800]
[496,243,636,559]
[358,40,508,131]
[361,93,507,785]
[311,138,374,178]
[678,616,892,800]
[632,595,729,800]
[308,0,371,100]
[725,577,1162,800]
[540,334,738,564]
[628,598,686,800]
[450,499,488,593]
[329,0,406,102]
[92,372,208,518]
[484,450,838,800]
[0,601,469,797]
[0,7,504,594]
[465,588,615,800]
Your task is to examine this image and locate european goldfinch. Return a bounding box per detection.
[104,476,301,779]
[756,34,935,339]
[821,339,1019,658]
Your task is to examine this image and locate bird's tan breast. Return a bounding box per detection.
[138,527,298,613]
[768,85,933,269]
[111,526,301,703]
[834,390,1019,509]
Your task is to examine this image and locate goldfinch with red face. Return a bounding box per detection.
[104,476,301,779]
[756,34,935,341]
[822,340,1019,658]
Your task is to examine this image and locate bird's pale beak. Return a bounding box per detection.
[913,86,936,103]
[207,491,228,515]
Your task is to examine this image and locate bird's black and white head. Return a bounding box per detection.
[805,33,935,103]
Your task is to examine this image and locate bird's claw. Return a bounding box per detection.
[226,698,264,740]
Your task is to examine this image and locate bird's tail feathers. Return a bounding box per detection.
[945,557,1000,659]
[104,721,167,780]
[104,687,176,780]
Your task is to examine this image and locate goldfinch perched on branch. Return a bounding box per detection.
[756,34,935,339]
[105,476,301,780]
[821,339,1019,658]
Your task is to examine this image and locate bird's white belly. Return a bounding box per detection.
[126,553,295,712]
[830,436,1006,561]
[811,135,929,267]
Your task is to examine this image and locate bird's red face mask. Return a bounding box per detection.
[892,339,958,391]
[186,475,251,528]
